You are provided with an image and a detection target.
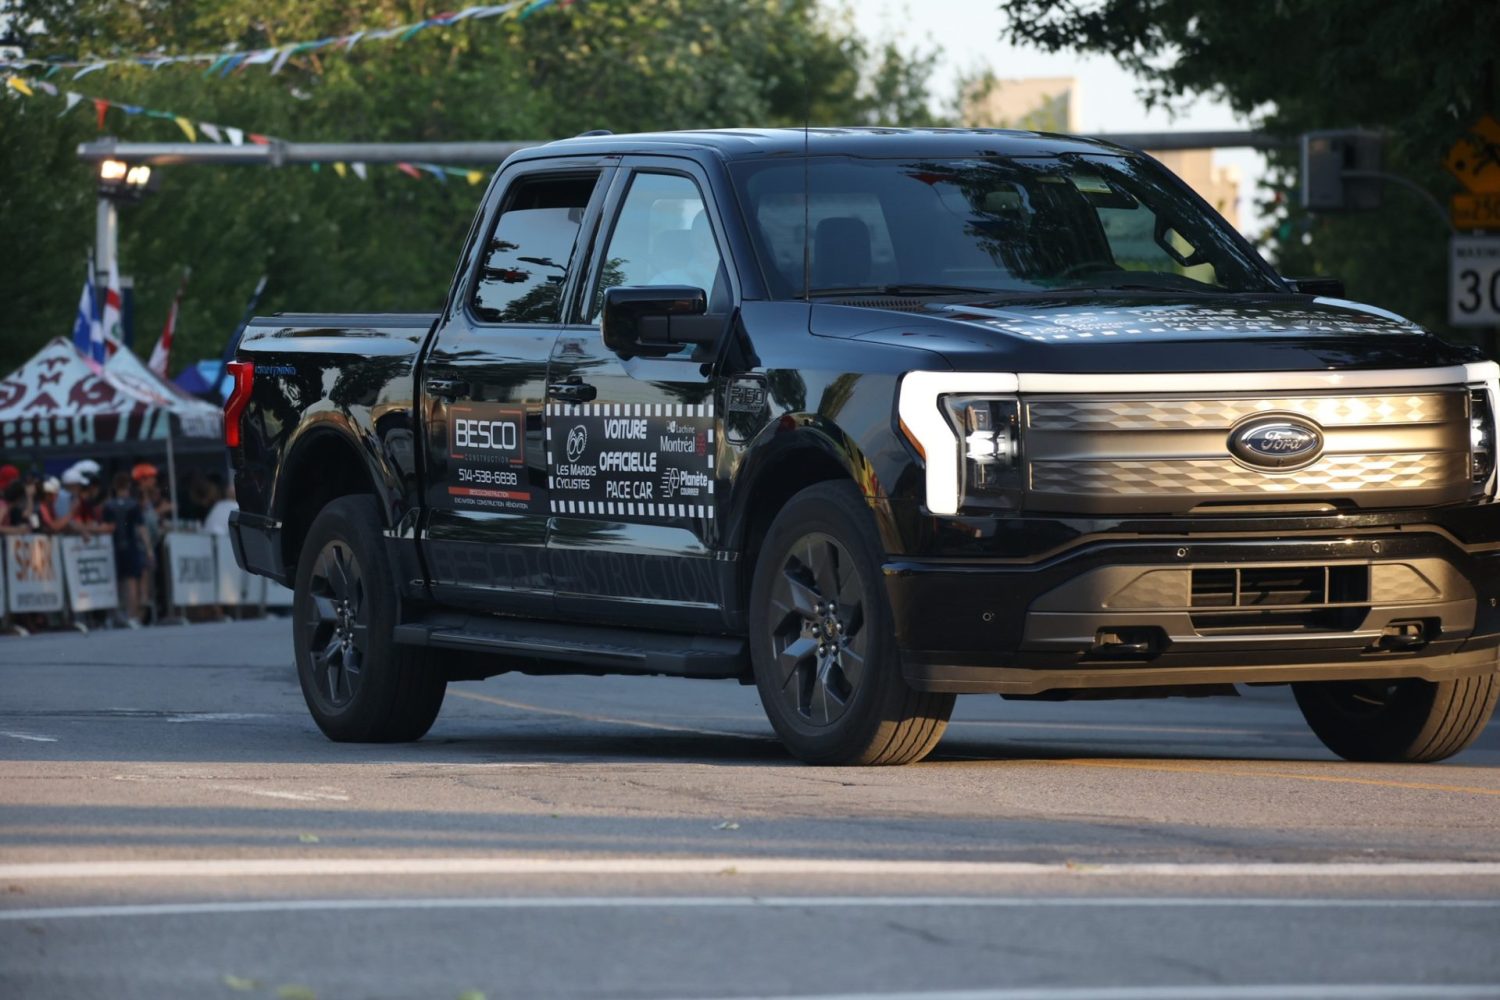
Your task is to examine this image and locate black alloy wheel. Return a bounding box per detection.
[292,495,446,742]
[303,540,368,711]
[750,481,954,766]
[766,532,869,727]
[1293,672,1499,763]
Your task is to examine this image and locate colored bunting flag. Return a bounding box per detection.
[0,1,576,78]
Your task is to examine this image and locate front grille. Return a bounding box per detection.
[1028,393,1456,431]
[1022,387,1471,514]
[1029,453,1467,496]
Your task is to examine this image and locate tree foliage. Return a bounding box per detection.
[0,0,939,374]
[997,0,1500,342]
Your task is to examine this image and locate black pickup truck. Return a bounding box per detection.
[228,127,1500,765]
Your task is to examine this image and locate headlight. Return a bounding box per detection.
[1471,386,1495,493]
[940,395,1023,510]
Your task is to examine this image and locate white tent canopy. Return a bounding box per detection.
[0,338,222,455]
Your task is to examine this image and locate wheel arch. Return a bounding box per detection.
[724,420,896,626]
[274,421,388,578]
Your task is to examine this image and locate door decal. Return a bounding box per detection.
[547,401,716,520]
[447,402,535,512]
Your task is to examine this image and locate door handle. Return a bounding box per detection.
[425,377,467,400]
[547,379,597,402]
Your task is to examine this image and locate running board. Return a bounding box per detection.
[393,614,748,680]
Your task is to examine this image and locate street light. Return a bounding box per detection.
[96,158,156,201]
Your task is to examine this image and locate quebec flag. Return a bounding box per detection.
[71,262,100,358]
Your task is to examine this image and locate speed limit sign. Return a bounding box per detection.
[1451,236,1500,326]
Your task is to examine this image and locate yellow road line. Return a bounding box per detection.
[1039,758,1500,797]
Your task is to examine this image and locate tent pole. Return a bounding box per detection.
[164,420,180,529]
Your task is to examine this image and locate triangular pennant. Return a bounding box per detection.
[35,80,58,96]
[270,48,293,74]
[350,162,368,181]
[466,170,486,186]
[173,116,197,142]
[225,127,244,146]
[344,31,365,51]
[198,122,224,143]
[60,91,83,116]
[6,76,33,97]
[72,62,107,80]
[93,98,109,130]
[396,162,423,180]
[420,163,448,182]
[248,133,271,146]
[332,161,347,178]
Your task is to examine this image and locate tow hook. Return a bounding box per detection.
[1377,620,1428,651]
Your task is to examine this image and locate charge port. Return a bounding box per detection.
[1376,620,1428,651]
[1090,627,1163,659]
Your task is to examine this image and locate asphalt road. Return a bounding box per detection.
[2,619,1499,1000]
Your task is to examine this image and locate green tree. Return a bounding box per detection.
[0,0,938,374]
[996,0,1500,344]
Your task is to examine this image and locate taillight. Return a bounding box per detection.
[224,361,255,449]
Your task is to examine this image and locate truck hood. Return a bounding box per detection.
[810,293,1476,372]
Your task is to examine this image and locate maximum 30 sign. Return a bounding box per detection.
[1451,236,1500,327]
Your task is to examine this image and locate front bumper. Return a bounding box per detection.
[885,522,1500,694]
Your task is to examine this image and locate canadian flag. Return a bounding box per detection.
[93,256,124,365]
[150,269,191,378]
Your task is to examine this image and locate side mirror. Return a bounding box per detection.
[1286,276,1345,298]
[601,285,721,356]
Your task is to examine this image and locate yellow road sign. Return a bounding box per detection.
[1446,115,1500,193]
[1453,192,1500,230]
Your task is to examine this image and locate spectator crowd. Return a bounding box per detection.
[0,461,240,630]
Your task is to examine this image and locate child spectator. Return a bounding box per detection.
[102,471,149,626]
[1,478,38,533]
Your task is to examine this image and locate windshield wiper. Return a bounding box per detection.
[810,283,1002,297]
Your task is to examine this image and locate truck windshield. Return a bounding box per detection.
[729,154,1280,299]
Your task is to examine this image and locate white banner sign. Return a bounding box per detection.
[166,532,219,607]
[214,533,263,606]
[6,534,64,614]
[61,536,119,612]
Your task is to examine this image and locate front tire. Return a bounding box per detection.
[1292,672,1499,763]
[749,481,955,765]
[292,495,446,742]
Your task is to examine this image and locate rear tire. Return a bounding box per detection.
[749,481,955,765]
[292,495,446,742]
[1292,672,1499,763]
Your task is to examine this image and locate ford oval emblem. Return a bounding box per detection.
[1228,418,1325,470]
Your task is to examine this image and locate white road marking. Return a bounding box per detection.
[206,785,351,802]
[1,896,1498,923]
[692,986,1500,1000]
[163,713,271,723]
[5,858,1500,881]
[0,731,57,742]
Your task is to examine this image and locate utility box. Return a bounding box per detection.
[1302,130,1384,212]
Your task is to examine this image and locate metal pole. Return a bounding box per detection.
[94,196,117,292]
[164,421,179,531]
